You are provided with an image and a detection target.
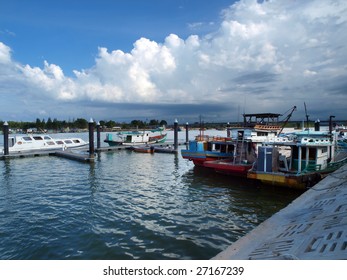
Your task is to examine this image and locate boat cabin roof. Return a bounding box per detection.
[243,113,281,128]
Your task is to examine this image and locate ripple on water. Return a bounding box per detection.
[0,147,301,259]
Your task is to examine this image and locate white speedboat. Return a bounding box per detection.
[2,134,88,154]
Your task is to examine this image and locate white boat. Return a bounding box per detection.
[2,134,88,154]
[104,127,167,146]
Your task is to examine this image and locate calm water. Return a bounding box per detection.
[0,130,302,259]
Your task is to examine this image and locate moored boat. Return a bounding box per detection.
[131,145,154,153]
[181,112,285,167]
[1,134,88,154]
[203,159,253,176]
[181,135,235,166]
[247,130,347,189]
[181,126,279,167]
[153,146,177,154]
[104,127,167,146]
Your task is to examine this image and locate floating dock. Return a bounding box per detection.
[0,142,186,162]
[214,164,347,260]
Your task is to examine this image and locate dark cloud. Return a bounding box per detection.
[233,72,279,84]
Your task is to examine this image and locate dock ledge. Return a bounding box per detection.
[214,164,347,260]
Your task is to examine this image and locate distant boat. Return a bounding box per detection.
[1,134,88,154]
[104,127,167,146]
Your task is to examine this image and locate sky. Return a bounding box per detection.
[0,0,346,124]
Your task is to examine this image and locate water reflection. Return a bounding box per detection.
[0,144,302,260]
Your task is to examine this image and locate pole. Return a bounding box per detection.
[314,119,320,131]
[227,122,231,137]
[185,122,189,145]
[88,118,95,157]
[328,115,335,162]
[174,119,178,150]
[96,122,101,149]
[3,121,9,155]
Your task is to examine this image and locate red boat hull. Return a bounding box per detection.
[203,160,253,176]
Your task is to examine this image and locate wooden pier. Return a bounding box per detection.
[1,119,186,162]
[213,164,347,260]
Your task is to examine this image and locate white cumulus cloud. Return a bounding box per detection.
[0,0,346,121]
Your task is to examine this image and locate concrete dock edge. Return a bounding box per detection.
[213,164,347,260]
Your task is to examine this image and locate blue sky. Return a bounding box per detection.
[1,0,232,75]
[0,0,346,123]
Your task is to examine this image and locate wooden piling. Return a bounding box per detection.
[174,119,178,150]
[3,121,9,155]
[314,119,320,131]
[88,118,95,157]
[96,122,101,149]
[185,122,189,145]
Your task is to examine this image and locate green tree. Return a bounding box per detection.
[149,119,159,126]
[159,120,167,126]
[74,118,88,129]
[130,120,145,128]
[46,117,53,130]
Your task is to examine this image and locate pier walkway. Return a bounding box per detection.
[214,164,347,260]
[0,142,185,162]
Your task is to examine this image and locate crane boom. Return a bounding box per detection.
[278,106,297,134]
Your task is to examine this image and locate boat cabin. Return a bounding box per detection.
[257,135,334,174]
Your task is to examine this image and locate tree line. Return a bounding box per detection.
[0,118,168,132]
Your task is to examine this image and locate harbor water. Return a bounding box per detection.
[0,130,301,259]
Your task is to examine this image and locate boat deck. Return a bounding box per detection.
[213,164,347,260]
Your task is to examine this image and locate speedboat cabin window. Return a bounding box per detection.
[56,140,64,144]
[33,136,44,140]
[73,139,81,143]
[64,140,73,144]
[23,136,32,141]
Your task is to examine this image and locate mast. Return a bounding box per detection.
[304,102,310,130]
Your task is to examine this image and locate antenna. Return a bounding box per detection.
[304,102,309,129]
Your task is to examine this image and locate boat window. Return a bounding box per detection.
[33,136,43,140]
[46,141,56,145]
[44,136,52,140]
[73,139,81,143]
[23,136,32,141]
[64,140,73,144]
[56,140,64,144]
[10,138,15,147]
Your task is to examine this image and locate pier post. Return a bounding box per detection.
[227,122,231,137]
[96,121,101,149]
[174,119,178,150]
[314,119,320,131]
[3,121,9,155]
[328,115,335,162]
[88,118,95,157]
[185,122,189,145]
